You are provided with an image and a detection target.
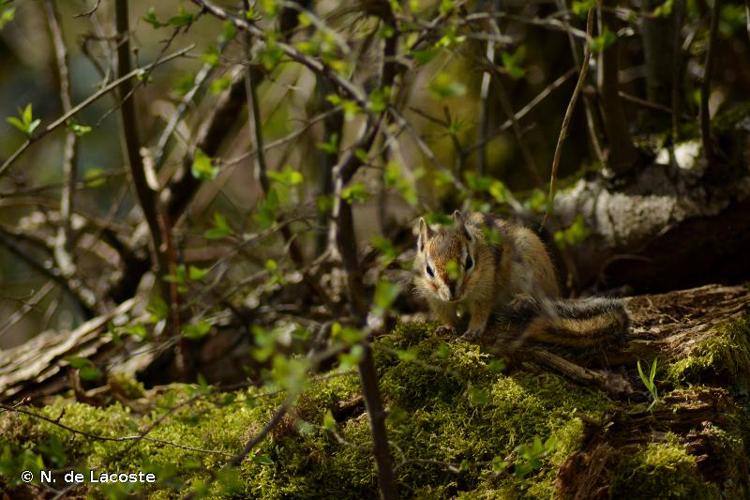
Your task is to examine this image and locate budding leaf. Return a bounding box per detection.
[191,149,218,180]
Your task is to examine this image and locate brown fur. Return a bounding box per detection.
[415,211,626,344]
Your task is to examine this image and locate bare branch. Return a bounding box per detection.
[544,8,594,227]
[189,0,367,105]
[44,0,79,280]
[0,227,97,316]
[0,46,193,178]
[555,0,604,163]
[114,0,187,376]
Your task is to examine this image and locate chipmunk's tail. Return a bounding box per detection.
[497,297,629,348]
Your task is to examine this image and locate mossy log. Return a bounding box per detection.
[482,284,750,398]
[551,156,750,294]
[1,284,749,498]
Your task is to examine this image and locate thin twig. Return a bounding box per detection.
[555,0,604,162]
[543,8,594,227]
[44,0,79,280]
[465,68,576,155]
[190,0,367,106]
[0,282,56,338]
[0,403,232,456]
[74,0,101,18]
[115,0,187,379]
[0,46,193,178]
[476,0,499,176]
[0,227,98,316]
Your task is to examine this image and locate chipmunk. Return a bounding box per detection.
[414,210,628,347]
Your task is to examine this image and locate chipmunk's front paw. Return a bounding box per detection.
[459,328,483,342]
[434,325,456,337]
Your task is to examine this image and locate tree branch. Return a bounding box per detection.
[0,228,97,316]
[114,0,187,377]
[544,9,594,226]
[44,0,79,280]
[0,46,193,178]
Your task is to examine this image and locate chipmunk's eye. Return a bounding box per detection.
[426,265,434,278]
[465,255,474,271]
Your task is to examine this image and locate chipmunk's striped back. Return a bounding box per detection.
[415,211,629,347]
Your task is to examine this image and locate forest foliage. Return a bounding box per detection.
[0,0,749,497]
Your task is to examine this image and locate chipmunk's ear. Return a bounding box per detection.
[417,217,431,253]
[452,210,472,241]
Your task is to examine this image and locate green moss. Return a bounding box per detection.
[1,320,746,498]
[666,318,750,391]
[610,436,720,499]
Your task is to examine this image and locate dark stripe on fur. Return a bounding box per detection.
[493,296,629,347]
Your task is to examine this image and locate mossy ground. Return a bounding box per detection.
[666,318,750,392]
[1,320,747,498]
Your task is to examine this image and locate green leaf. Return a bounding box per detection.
[65,356,102,381]
[258,40,284,70]
[489,180,508,203]
[173,73,195,96]
[219,21,237,43]
[6,116,25,133]
[341,100,361,121]
[191,149,218,180]
[317,133,339,154]
[338,344,364,371]
[188,265,209,281]
[590,29,617,53]
[84,168,107,188]
[0,5,15,30]
[65,356,91,369]
[373,280,401,314]
[322,410,336,431]
[371,235,397,268]
[210,76,232,95]
[501,47,526,80]
[205,212,232,240]
[354,148,369,163]
[341,182,370,204]
[79,365,102,381]
[143,7,164,28]
[571,0,595,17]
[251,454,274,466]
[200,45,220,67]
[121,324,148,340]
[367,87,391,113]
[7,104,40,136]
[491,456,510,473]
[67,121,92,137]
[412,48,438,65]
[183,320,212,340]
[331,323,365,345]
[651,0,673,17]
[22,103,32,124]
[429,72,466,99]
[168,7,195,27]
[554,215,590,250]
[384,161,417,206]
[268,167,303,186]
[255,187,280,229]
[27,119,41,135]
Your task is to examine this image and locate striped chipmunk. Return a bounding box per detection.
[414,210,629,348]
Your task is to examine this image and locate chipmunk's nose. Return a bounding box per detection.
[447,280,458,299]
